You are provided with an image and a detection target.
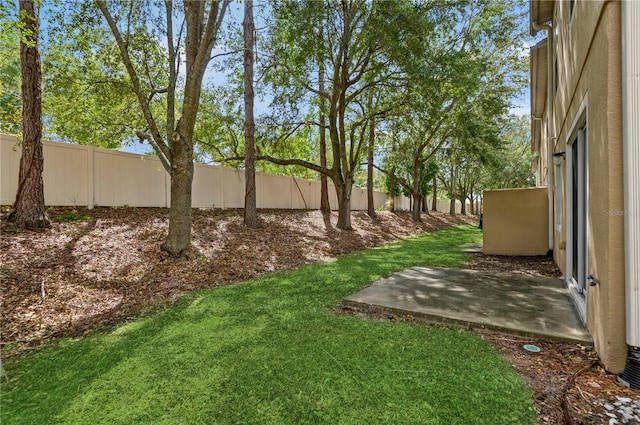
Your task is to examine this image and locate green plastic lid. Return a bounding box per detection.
[523,344,541,353]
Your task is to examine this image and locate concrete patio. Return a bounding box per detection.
[343,266,592,344]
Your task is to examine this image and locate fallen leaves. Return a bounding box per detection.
[1,206,474,360]
[4,207,634,424]
[466,253,562,278]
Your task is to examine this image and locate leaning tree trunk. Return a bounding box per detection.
[243,0,258,228]
[9,0,50,229]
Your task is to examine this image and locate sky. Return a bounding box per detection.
[510,84,532,117]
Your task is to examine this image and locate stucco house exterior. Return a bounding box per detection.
[529,0,639,387]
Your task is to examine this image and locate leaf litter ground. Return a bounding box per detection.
[1,206,637,424]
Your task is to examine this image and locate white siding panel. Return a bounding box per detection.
[373,191,388,210]
[327,182,339,210]
[290,177,317,210]
[354,187,367,211]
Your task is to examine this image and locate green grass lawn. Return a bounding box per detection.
[1,226,536,424]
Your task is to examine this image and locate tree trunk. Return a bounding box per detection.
[411,193,422,222]
[335,179,353,230]
[460,198,466,215]
[449,166,457,217]
[469,196,475,215]
[431,175,437,212]
[9,0,50,229]
[162,133,193,256]
[449,198,456,216]
[97,0,230,257]
[388,167,396,212]
[366,95,375,217]
[243,0,258,228]
[319,63,330,213]
[422,196,429,214]
[410,172,421,222]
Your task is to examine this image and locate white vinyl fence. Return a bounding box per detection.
[1,134,462,213]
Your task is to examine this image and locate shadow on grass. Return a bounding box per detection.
[1,207,476,359]
[1,226,480,420]
[1,225,538,425]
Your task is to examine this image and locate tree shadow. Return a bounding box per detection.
[0,206,477,361]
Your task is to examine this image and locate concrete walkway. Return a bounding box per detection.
[343,267,592,344]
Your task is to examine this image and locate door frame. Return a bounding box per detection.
[565,104,588,323]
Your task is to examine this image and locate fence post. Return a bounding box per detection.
[87,145,94,209]
[257,171,262,209]
[164,166,170,208]
[290,177,294,209]
[219,167,225,209]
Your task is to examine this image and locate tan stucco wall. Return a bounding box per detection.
[483,188,549,256]
[551,1,627,373]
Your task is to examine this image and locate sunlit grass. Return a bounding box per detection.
[1,225,536,424]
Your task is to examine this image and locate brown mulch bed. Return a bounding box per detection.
[1,206,637,424]
[465,252,563,278]
[466,254,639,424]
[0,206,474,360]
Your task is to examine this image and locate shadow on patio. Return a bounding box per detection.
[343,266,592,344]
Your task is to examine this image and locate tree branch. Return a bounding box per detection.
[136,130,171,171]
[95,0,171,171]
[148,87,169,104]
[256,155,328,176]
[209,48,243,61]
[165,0,176,138]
